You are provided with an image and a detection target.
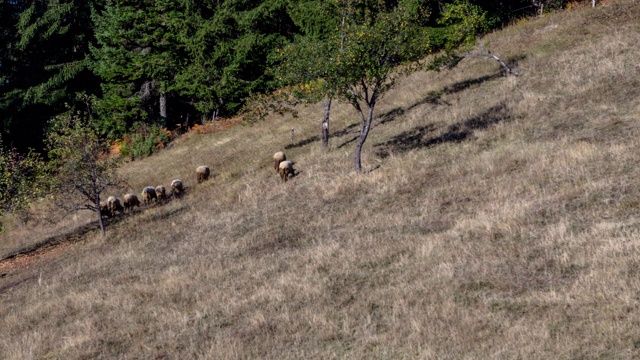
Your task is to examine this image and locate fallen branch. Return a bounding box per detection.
[468,42,520,76]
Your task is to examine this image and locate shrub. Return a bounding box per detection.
[119,123,172,159]
[0,144,49,228]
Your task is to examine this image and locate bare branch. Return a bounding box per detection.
[468,42,520,76]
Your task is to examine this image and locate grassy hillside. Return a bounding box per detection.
[2,1,640,358]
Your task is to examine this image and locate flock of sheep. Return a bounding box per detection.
[98,151,295,219]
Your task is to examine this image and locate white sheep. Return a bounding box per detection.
[142,186,157,204]
[196,165,210,184]
[107,196,124,215]
[171,179,184,196]
[123,193,140,212]
[155,185,167,201]
[278,160,294,182]
[273,151,286,172]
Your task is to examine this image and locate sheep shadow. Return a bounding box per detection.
[374,102,512,158]
[280,162,302,182]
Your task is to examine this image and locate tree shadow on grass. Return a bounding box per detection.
[375,71,505,128]
[374,102,512,158]
[283,67,520,151]
[284,123,360,150]
[285,135,320,150]
[0,197,189,266]
[336,71,508,150]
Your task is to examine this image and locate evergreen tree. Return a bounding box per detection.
[0,0,103,152]
[90,0,189,138]
[175,0,297,119]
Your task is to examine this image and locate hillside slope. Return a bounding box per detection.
[2,1,640,358]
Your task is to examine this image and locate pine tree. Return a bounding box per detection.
[175,0,297,119]
[0,0,102,152]
[90,0,189,137]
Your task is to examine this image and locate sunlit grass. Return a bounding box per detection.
[2,1,640,358]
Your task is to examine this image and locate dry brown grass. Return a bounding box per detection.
[2,1,640,358]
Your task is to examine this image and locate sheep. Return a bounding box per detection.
[155,185,167,201]
[99,200,111,218]
[142,186,157,204]
[273,151,286,172]
[107,196,124,215]
[196,165,210,184]
[278,160,295,182]
[171,179,184,196]
[123,193,140,212]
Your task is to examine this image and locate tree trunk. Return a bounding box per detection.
[212,108,218,123]
[95,196,105,236]
[354,104,375,173]
[159,92,167,121]
[322,98,332,149]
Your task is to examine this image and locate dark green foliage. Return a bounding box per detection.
[287,0,340,39]
[425,0,488,72]
[426,26,449,50]
[438,0,488,53]
[91,0,297,131]
[90,0,188,137]
[1,0,103,152]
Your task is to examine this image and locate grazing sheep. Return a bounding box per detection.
[107,196,124,215]
[278,160,294,182]
[123,193,140,212]
[99,200,111,218]
[196,165,210,184]
[171,179,184,196]
[155,185,167,201]
[273,151,286,172]
[142,186,157,204]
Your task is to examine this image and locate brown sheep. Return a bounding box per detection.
[171,179,184,196]
[142,186,157,204]
[123,193,140,212]
[196,165,210,184]
[155,185,167,201]
[273,151,286,172]
[278,160,294,182]
[107,196,124,215]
